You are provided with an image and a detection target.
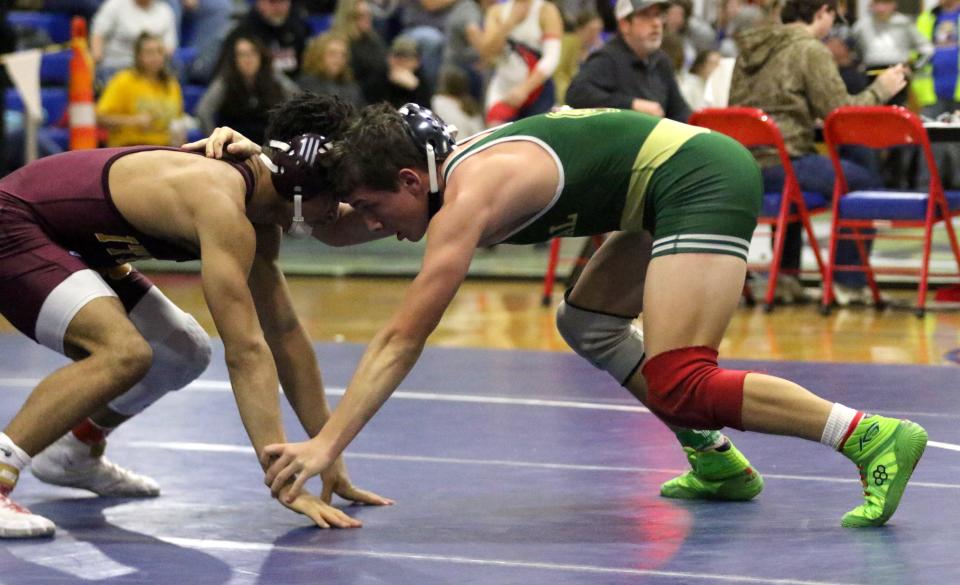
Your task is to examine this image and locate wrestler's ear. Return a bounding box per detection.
[398,168,422,192]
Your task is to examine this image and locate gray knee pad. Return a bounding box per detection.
[108,287,212,416]
[556,300,645,385]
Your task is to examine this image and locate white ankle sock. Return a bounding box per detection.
[0,433,31,471]
[820,403,864,450]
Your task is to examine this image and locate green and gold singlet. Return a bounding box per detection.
[442,108,763,260]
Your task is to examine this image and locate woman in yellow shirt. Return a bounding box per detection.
[96,32,184,147]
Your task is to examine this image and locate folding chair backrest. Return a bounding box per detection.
[824,106,927,149]
[689,107,805,210]
[689,107,791,167]
[824,106,941,195]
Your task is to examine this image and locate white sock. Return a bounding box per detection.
[0,433,31,471]
[820,403,864,451]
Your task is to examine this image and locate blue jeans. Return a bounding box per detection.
[762,154,882,288]
[166,0,234,83]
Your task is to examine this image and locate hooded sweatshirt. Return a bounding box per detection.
[729,24,889,167]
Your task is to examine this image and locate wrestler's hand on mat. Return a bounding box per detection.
[262,439,332,503]
[181,126,261,159]
[320,455,395,507]
[278,485,361,529]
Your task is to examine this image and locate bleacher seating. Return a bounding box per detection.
[44,127,71,151]
[182,84,206,116]
[307,14,333,36]
[5,87,70,125]
[174,46,198,75]
[39,50,71,86]
[8,11,73,44]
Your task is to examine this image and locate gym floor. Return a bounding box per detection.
[1,275,959,584]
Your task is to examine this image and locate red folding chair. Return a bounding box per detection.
[689,107,829,311]
[822,105,960,317]
[541,235,606,306]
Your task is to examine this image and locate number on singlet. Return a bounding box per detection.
[545,108,619,119]
[94,233,150,261]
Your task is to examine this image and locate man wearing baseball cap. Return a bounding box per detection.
[565,0,691,121]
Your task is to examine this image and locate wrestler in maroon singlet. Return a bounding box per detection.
[0,147,254,340]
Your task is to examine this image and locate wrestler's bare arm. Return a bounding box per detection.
[191,194,285,456]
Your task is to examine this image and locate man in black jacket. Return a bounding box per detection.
[208,0,310,81]
[565,0,691,121]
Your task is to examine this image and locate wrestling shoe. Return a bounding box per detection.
[0,463,55,538]
[660,440,764,501]
[31,434,160,498]
[840,416,927,528]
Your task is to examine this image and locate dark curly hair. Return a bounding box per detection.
[335,102,425,195]
[264,92,358,145]
[781,0,838,25]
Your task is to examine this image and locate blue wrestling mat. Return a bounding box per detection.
[1,336,958,584]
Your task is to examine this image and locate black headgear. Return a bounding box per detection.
[259,133,334,201]
[397,103,457,218]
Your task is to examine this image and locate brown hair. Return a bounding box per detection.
[333,0,367,40]
[220,36,286,117]
[302,31,354,82]
[780,0,839,24]
[133,32,170,83]
[335,103,425,194]
[436,66,481,117]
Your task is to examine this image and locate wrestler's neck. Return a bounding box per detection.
[244,156,287,225]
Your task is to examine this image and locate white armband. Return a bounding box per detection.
[534,37,562,77]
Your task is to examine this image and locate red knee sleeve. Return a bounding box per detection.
[640,346,748,431]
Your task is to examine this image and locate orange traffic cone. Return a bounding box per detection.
[68,16,97,150]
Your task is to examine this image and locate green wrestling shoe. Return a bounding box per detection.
[840,416,927,528]
[660,440,764,501]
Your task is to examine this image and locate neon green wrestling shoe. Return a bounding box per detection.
[660,440,764,501]
[841,416,927,528]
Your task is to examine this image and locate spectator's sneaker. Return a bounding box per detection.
[660,440,764,501]
[833,283,881,307]
[0,464,55,538]
[31,434,159,498]
[841,417,927,528]
[774,274,807,304]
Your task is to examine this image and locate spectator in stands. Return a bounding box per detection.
[566,0,691,121]
[96,32,187,147]
[442,0,498,101]
[431,65,485,136]
[851,0,932,105]
[912,0,960,189]
[333,0,391,104]
[855,0,932,71]
[397,0,459,95]
[664,0,716,69]
[91,0,179,84]
[716,0,767,57]
[384,35,432,107]
[1,1,13,175]
[195,36,299,145]
[215,0,310,79]
[553,9,604,104]
[480,0,564,126]
[164,0,235,83]
[26,0,101,20]
[679,48,721,110]
[299,31,365,106]
[728,0,907,304]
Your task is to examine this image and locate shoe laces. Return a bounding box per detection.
[0,493,30,514]
[857,465,881,507]
[97,457,146,486]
